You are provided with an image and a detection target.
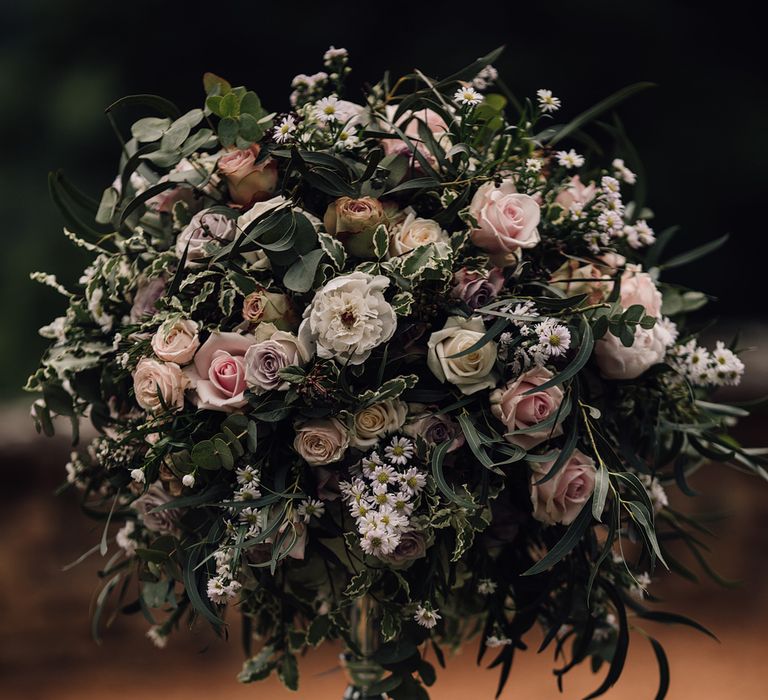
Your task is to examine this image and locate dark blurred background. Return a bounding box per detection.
[1,1,767,698]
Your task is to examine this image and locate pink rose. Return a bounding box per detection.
[451,267,505,310]
[151,318,200,365]
[133,358,187,413]
[555,175,596,211]
[218,144,278,207]
[490,367,565,449]
[184,332,257,411]
[530,449,596,525]
[619,264,662,318]
[381,106,449,168]
[595,324,673,380]
[469,179,541,265]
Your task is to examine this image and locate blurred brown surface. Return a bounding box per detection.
[1,410,767,699]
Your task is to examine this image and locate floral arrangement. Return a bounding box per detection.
[30,46,764,699]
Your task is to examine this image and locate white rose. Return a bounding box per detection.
[594,323,674,380]
[133,358,187,413]
[427,316,498,395]
[350,399,407,449]
[151,318,200,365]
[388,208,450,257]
[299,271,396,365]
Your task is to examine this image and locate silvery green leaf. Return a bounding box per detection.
[131,116,171,142]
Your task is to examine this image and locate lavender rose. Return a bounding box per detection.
[451,267,505,310]
[133,358,187,413]
[130,276,166,322]
[490,367,565,449]
[380,531,428,567]
[530,449,596,525]
[244,328,310,395]
[176,209,237,266]
[403,404,465,452]
[132,483,180,534]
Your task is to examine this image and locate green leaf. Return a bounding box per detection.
[307,615,332,646]
[191,440,222,470]
[447,316,507,359]
[212,437,234,470]
[661,234,729,270]
[547,82,655,146]
[626,501,668,569]
[522,496,594,576]
[203,72,232,96]
[648,637,670,700]
[131,116,171,142]
[218,117,239,147]
[105,94,180,120]
[344,569,375,597]
[523,321,593,395]
[277,653,299,691]
[636,610,718,641]
[373,224,389,259]
[283,248,326,293]
[431,439,474,507]
[592,463,610,521]
[391,291,414,316]
[317,230,347,270]
[383,176,439,196]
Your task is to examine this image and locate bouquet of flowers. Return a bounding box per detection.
[30,46,764,699]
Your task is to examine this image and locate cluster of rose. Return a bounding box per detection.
[30,47,760,699]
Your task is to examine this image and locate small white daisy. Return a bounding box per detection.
[335,124,359,150]
[236,465,260,486]
[399,467,427,495]
[385,436,414,465]
[477,578,497,595]
[315,95,341,123]
[273,115,297,143]
[526,157,544,172]
[297,498,326,523]
[414,604,442,629]
[536,321,572,357]
[372,464,398,487]
[453,86,484,106]
[486,634,513,648]
[536,89,561,113]
[612,158,637,184]
[556,149,585,169]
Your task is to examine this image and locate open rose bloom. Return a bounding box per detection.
[32,47,759,700]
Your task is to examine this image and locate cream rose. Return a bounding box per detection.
[620,264,662,318]
[427,316,497,395]
[218,144,278,206]
[469,179,540,265]
[594,323,674,380]
[388,208,449,257]
[151,318,200,365]
[293,417,350,465]
[324,196,386,258]
[244,328,310,395]
[299,272,396,365]
[490,367,565,449]
[530,449,596,525]
[350,399,407,449]
[133,358,187,413]
[184,332,257,411]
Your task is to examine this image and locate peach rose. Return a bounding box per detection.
[151,318,200,365]
[619,264,662,318]
[242,287,296,328]
[293,417,350,465]
[323,196,385,258]
[184,332,257,411]
[490,367,565,449]
[469,179,540,265]
[549,259,612,305]
[218,144,278,206]
[530,449,596,525]
[133,358,187,413]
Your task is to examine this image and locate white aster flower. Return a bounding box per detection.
[350,500,372,520]
[297,498,326,523]
[376,505,409,532]
[234,485,261,503]
[400,467,427,495]
[454,86,484,106]
[598,210,624,234]
[601,175,621,196]
[274,115,297,143]
[372,464,397,487]
[612,158,637,184]
[556,149,585,169]
[335,124,359,150]
[414,604,441,629]
[361,528,390,556]
[535,321,572,357]
[472,64,498,90]
[239,507,264,531]
[315,95,341,122]
[536,89,561,113]
[477,578,498,595]
[526,158,544,172]
[392,491,415,517]
[486,634,513,648]
[236,466,260,486]
[385,436,414,465]
[371,490,396,508]
[146,625,168,648]
[634,220,656,246]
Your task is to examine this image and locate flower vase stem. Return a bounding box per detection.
[342,595,386,699]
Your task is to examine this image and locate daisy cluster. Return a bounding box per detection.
[339,436,427,558]
[669,339,745,387]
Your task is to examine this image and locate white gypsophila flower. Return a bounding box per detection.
[454,86,484,106]
[385,436,414,465]
[299,272,397,365]
[535,321,572,357]
[486,635,513,648]
[629,571,652,601]
[130,468,145,484]
[146,625,168,649]
[472,64,498,90]
[116,521,137,557]
[477,578,498,595]
[315,95,341,122]
[612,158,637,184]
[274,115,297,143]
[297,498,326,523]
[526,158,544,172]
[556,149,585,169]
[536,89,561,113]
[414,604,441,629]
[182,473,195,488]
[640,474,669,512]
[335,124,359,150]
[207,576,241,604]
